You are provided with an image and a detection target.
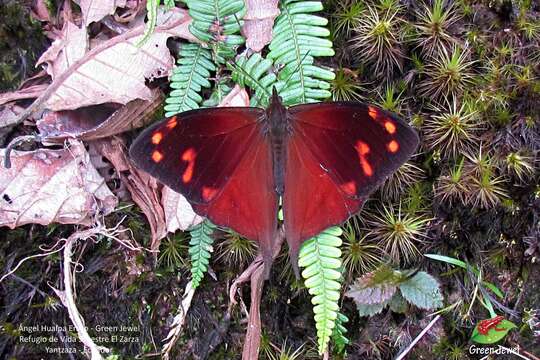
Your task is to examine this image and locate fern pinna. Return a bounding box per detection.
[298,227,344,354]
[189,220,216,289]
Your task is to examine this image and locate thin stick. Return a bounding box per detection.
[394,315,441,360]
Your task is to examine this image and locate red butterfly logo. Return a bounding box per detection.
[129,89,419,273]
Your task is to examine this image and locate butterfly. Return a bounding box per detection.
[129,88,419,274]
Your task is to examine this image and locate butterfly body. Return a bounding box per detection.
[130,89,419,272]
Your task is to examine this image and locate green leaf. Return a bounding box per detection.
[425,254,504,299]
[331,312,349,355]
[164,44,215,115]
[389,292,408,313]
[299,227,343,355]
[268,0,335,105]
[356,300,390,317]
[471,319,517,344]
[399,271,443,310]
[189,220,216,289]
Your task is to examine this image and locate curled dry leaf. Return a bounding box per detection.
[41,8,195,111]
[162,186,203,233]
[92,137,167,250]
[0,84,50,107]
[37,88,163,143]
[0,141,117,229]
[77,0,127,26]
[242,0,280,52]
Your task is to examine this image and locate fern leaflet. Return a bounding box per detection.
[164,44,215,116]
[298,226,343,354]
[189,220,216,289]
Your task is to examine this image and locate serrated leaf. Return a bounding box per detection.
[399,272,443,310]
[389,292,408,313]
[471,319,517,344]
[356,299,390,317]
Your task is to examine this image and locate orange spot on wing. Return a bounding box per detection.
[368,106,378,120]
[166,116,178,129]
[340,181,357,195]
[355,141,373,177]
[355,141,370,155]
[387,140,399,153]
[384,121,396,134]
[152,150,163,163]
[151,132,163,144]
[202,186,218,201]
[181,148,197,183]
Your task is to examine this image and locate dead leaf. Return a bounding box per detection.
[0,141,117,228]
[93,137,166,250]
[78,0,127,26]
[36,21,88,79]
[0,84,49,107]
[37,88,163,143]
[242,0,280,52]
[162,186,203,233]
[40,8,195,111]
[218,85,250,107]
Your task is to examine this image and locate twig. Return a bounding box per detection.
[60,229,110,360]
[394,315,441,360]
[161,281,196,359]
[3,134,41,168]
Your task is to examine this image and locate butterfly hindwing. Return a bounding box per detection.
[129,108,279,264]
[283,102,419,266]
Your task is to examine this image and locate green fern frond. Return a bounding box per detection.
[331,312,349,355]
[184,0,246,63]
[164,44,215,116]
[189,220,216,289]
[268,0,335,105]
[137,0,160,47]
[298,227,343,355]
[202,78,233,107]
[229,53,277,106]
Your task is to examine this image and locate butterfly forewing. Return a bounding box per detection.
[129,107,279,266]
[288,102,419,199]
[130,108,265,204]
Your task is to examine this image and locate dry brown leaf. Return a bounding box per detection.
[93,137,167,250]
[0,141,117,229]
[78,0,127,26]
[41,8,195,111]
[218,85,250,107]
[0,84,49,107]
[36,21,88,79]
[242,0,280,52]
[162,186,203,233]
[37,88,163,143]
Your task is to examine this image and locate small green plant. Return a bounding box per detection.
[351,3,405,77]
[414,0,461,57]
[330,67,365,101]
[341,216,384,278]
[375,83,405,114]
[419,46,476,99]
[380,161,425,200]
[345,264,443,316]
[365,204,431,265]
[435,157,470,205]
[331,1,365,38]
[504,150,535,182]
[159,233,188,270]
[216,230,258,267]
[424,97,480,159]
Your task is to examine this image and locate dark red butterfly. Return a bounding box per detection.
[129,89,419,273]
